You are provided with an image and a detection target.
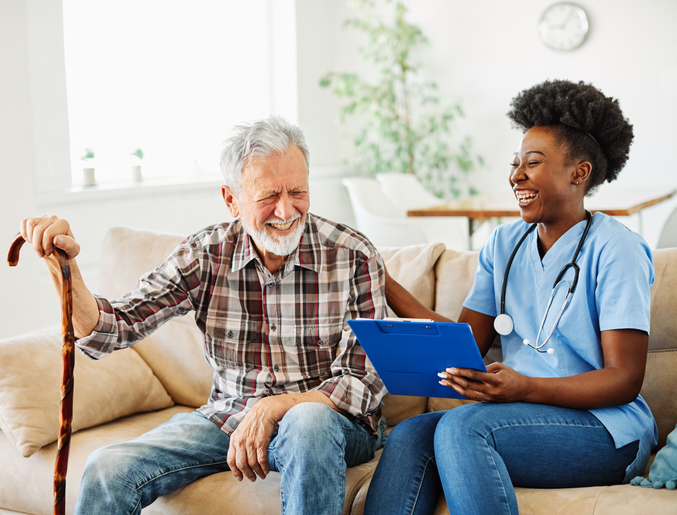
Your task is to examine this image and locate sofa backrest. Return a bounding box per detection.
[98,227,213,408]
[96,229,446,422]
[640,249,677,447]
[96,227,677,447]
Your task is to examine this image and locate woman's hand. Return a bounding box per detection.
[438,362,532,403]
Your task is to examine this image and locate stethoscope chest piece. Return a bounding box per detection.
[494,211,592,354]
[494,313,514,336]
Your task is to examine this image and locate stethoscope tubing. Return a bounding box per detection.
[496,211,593,353]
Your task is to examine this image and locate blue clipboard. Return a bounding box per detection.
[347,319,487,399]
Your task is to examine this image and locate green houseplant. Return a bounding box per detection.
[320,0,481,198]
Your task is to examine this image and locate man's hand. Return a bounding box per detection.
[227,396,288,482]
[227,392,340,482]
[21,216,80,261]
[18,216,99,338]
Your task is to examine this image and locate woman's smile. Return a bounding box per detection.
[514,189,539,207]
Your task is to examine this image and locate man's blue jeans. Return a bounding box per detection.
[74,403,380,515]
[364,403,640,515]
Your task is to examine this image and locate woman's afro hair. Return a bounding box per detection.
[507,80,634,192]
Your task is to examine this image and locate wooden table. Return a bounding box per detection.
[407,187,676,249]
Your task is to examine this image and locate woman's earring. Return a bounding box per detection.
[574,181,579,185]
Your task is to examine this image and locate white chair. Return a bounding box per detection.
[342,177,429,247]
[657,207,677,248]
[375,172,441,210]
[376,172,469,250]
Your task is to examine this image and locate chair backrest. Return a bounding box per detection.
[376,172,441,210]
[342,177,429,247]
[657,207,677,248]
[376,172,470,250]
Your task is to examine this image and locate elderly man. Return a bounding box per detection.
[20,117,387,515]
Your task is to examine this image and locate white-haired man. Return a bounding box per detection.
[20,117,387,515]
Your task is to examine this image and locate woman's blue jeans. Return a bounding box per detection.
[74,404,379,515]
[364,403,640,515]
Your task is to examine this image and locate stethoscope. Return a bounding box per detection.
[493,211,593,354]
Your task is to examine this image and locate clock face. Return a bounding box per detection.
[538,2,589,51]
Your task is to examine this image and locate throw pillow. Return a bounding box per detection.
[0,327,174,457]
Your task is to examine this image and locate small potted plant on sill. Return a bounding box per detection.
[81,148,96,186]
[130,148,144,183]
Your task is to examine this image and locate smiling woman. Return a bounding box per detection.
[366,80,656,515]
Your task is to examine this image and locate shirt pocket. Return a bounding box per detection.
[294,323,343,377]
[205,316,259,371]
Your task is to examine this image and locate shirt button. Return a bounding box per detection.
[227,330,234,338]
[271,324,277,331]
[273,364,280,372]
[317,339,324,346]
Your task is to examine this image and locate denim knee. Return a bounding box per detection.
[435,404,487,443]
[272,403,346,464]
[278,402,340,441]
[83,444,138,485]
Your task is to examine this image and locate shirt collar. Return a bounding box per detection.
[230,214,322,275]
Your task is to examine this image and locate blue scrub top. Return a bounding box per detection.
[463,212,658,482]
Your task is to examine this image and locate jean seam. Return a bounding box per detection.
[275,442,287,514]
[135,458,230,490]
[486,420,603,433]
[336,430,347,515]
[482,420,610,513]
[485,439,515,515]
[410,455,435,515]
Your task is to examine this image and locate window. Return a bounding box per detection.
[62,0,273,186]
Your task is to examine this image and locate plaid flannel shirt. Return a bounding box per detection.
[76,213,387,435]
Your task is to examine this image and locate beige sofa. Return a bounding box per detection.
[1,226,676,514]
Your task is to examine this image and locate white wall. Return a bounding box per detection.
[0,1,234,338]
[295,0,677,243]
[2,0,676,339]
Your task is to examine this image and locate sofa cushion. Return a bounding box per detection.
[379,242,446,313]
[0,404,377,515]
[98,227,185,299]
[132,315,213,408]
[146,449,380,515]
[432,248,478,321]
[639,349,677,448]
[648,249,677,352]
[0,406,192,515]
[645,250,677,446]
[97,227,214,407]
[0,327,174,458]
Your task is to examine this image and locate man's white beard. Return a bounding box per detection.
[240,213,305,257]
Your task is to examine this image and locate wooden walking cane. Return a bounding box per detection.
[8,234,74,515]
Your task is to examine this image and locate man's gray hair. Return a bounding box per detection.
[220,116,310,195]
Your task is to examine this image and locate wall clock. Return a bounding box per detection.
[538,2,589,51]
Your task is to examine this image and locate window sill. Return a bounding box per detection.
[37,174,224,207]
